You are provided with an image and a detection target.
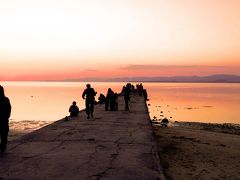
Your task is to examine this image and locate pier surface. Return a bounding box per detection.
[0,92,165,179]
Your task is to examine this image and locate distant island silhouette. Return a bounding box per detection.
[58,74,240,83]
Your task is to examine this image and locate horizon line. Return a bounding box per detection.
[1,74,240,83]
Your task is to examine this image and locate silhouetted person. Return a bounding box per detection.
[0,85,11,154]
[124,83,131,110]
[143,89,148,101]
[109,89,116,111]
[121,86,126,95]
[105,88,114,111]
[69,101,79,117]
[138,83,144,96]
[113,93,118,111]
[98,94,106,104]
[131,84,135,90]
[82,84,97,119]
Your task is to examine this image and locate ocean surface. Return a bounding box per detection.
[1,81,240,124]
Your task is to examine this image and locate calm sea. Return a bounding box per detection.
[1,81,240,124]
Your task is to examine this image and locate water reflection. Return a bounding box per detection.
[1,82,240,124]
[145,83,240,124]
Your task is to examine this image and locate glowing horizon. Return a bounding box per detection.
[1,0,240,80]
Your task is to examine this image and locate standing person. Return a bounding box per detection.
[82,84,97,119]
[105,88,114,111]
[0,85,11,154]
[113,93,118,111]
[143,89,148,101]
[124,83,131,111]
[138,83,143,96]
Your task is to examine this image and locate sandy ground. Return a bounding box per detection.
[153,124,240,180]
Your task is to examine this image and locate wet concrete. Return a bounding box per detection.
[0,92,165,180]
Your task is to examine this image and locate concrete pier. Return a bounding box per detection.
[0,92,165,179]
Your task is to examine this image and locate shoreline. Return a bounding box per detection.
[9,119,240,141]
[151,120,240,135]
[8,120,52,141]
[8,109,87,141]
[173,121,240,135]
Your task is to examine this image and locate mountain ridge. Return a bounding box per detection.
[61,74,240,83]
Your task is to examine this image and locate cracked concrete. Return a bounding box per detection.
[0,92,165,180]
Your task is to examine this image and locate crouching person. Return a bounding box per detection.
[69,101,79,117]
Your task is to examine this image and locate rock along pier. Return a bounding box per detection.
[0,91,165,180]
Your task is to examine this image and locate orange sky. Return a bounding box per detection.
[1,0,240,81]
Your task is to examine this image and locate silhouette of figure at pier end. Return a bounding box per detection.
[124,83,131,111]
[105,88,114,111]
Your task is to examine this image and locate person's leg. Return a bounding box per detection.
[110,99,114,111]
[112,99,117,111]
[85,100,90,118]
[90,101,94,117]
[0,127,9,153]
[115,102,118,111]
[105,99,109,111]
[124,98,129,110]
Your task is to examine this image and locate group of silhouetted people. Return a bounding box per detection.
[68,83,148,119]
[68,83,137,120]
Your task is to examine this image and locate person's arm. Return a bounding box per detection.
[92,88,97,96]
[82,89,86,99]
[6,98,11,119]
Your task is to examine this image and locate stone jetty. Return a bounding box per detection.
[0,92,165,179]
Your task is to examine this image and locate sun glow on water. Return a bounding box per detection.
[2,82,240,125]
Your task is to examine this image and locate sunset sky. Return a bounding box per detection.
[1,0,240,81]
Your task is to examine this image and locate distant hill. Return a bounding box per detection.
[63,74,240,83]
